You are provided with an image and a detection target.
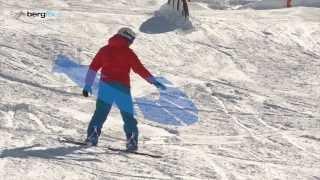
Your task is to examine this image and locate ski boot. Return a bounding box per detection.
[85,126,99,146]
[126,133,138,152]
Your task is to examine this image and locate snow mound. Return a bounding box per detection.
[139,3,193,34]
[155,4,193,30]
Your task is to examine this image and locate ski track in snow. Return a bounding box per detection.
[0,0,320,179]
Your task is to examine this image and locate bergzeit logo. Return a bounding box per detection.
[26,10,59,18]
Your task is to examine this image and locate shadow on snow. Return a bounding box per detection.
[0,144,103,162]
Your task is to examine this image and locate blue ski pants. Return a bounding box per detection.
[87,82,138,144]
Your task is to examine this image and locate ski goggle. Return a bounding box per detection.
[122,31,136,44]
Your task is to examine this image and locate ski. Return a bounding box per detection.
[58,137,88,146]
[58,137,163,158]
[107,147,162,158]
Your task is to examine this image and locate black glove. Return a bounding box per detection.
[82,84,92,97]
[153,80,166,90]
[147,77,166,90]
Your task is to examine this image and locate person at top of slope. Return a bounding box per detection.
[82,27,166,151]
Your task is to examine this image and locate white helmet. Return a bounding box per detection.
[117,27,136,44]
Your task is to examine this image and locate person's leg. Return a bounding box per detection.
[86,82,114,145]
[113,84,138,149]
[87,100,112,137]
[122,111,138,143]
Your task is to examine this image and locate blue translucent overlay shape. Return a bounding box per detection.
[52,54,100,96]
[136,86,198,126]
[52,54,198,126]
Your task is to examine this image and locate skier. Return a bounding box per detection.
[82,27,166,151]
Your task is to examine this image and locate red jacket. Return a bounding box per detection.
[85,35,153,88]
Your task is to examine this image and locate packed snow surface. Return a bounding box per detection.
[0,0,320,179]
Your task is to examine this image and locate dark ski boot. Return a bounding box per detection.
[126,133,138,152]
[85,126,99,146]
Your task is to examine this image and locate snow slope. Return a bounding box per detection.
[191,0,320,10]
[243,0,320,10]
[0,0,320,179]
